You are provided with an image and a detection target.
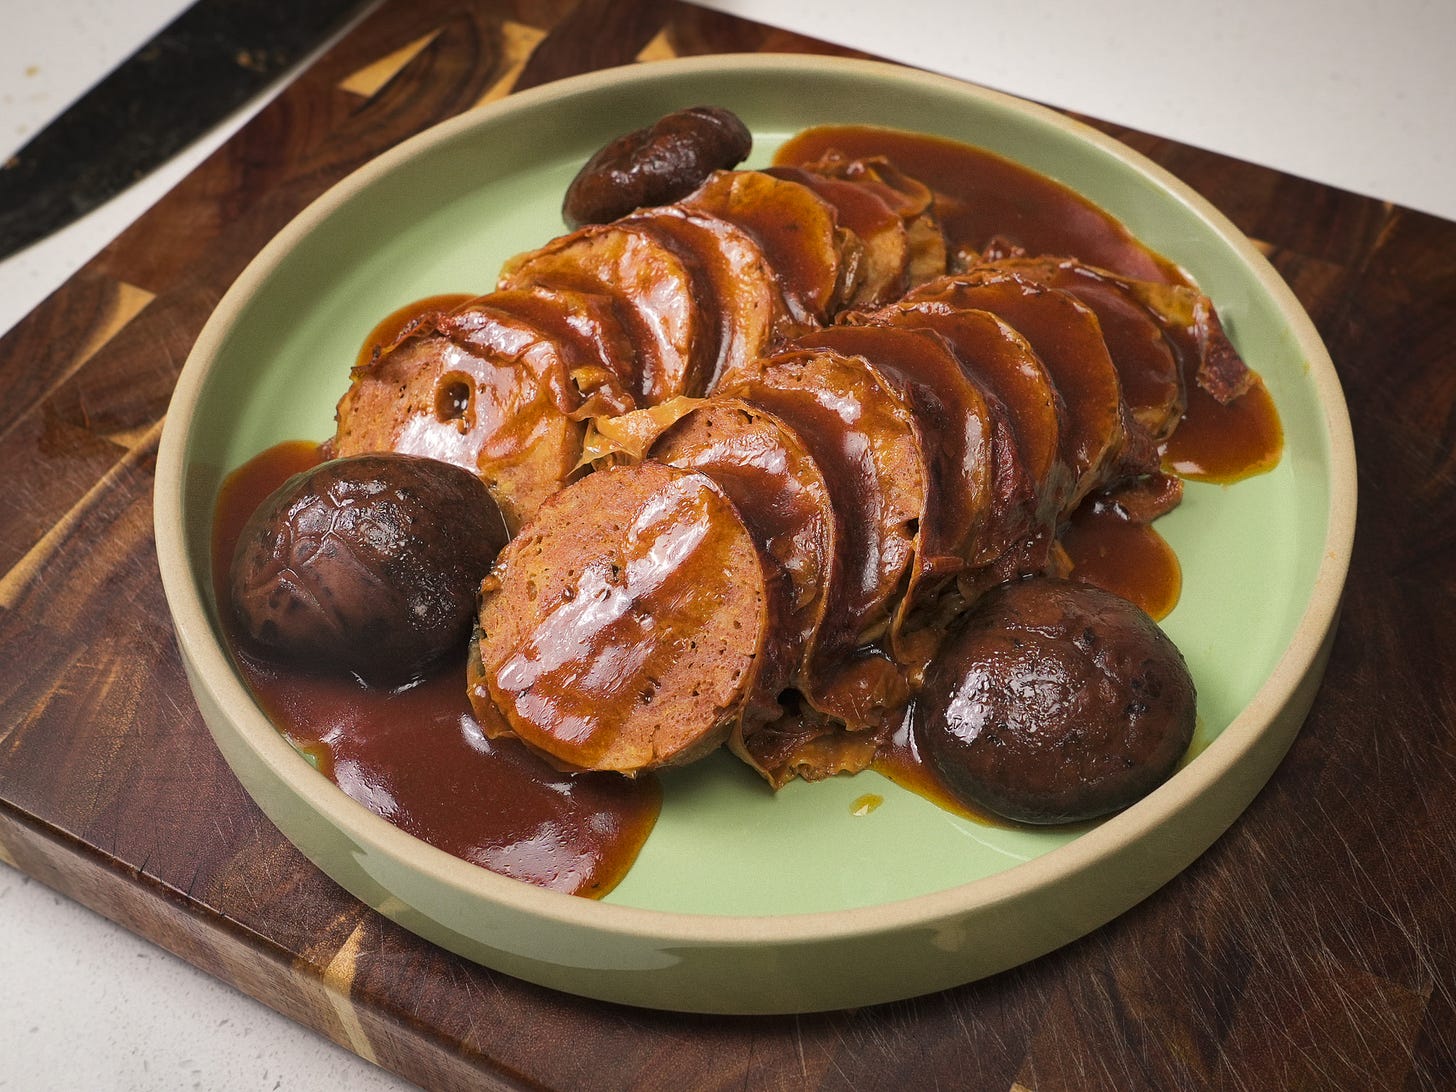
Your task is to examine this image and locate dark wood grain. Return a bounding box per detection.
[2,1,1453,1089]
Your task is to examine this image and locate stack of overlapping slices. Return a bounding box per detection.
[326,150,1251,790]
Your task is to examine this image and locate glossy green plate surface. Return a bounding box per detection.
[155,55,1355,1012]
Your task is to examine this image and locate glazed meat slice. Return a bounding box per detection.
[766,164,911,306]
[469,461,786,775]
[649,397,832,661]
[793,323,992,660]
[798,152,947,289]
[474,286,638,416]
[682,169,862,331]
[622,205,794,392]
[724,348,920,731]
[905,272,1136,506]
[647,399,839,783]
[870,302,1067,582]
[1105,273,1256,405]
[330,303,587,533]
[497,221,705,404]
[976,257,1186,440]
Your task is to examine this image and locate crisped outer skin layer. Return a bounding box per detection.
[470,462,779,775]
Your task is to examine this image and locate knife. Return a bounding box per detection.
[0,0,369,261]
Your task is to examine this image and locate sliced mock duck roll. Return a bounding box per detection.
[620,204,794,393]
[723,348,920,729]
[904,271,1139,507]
[330,301,590,533]
[497,221,708,405]
[867,302,1067,582]
[474,286,639,417]
[648,397,833,663]
[469,461,787,775]
[681,169,863,331]
[972,257,1187,441]
[765,164,913,307]
[792,323,994,657]
[796,152,948,289]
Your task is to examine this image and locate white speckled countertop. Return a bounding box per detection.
[1,0,1450,1086]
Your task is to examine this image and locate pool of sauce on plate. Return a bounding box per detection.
[214,125,1286,880]
[212,442,661,899]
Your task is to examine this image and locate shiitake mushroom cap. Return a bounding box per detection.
[916,577,1196,824]
[229,452,508,686]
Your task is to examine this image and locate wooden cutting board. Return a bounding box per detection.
[3,1,1454,1087]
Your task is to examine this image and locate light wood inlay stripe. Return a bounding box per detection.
[0,416,164,610]
[636,30,678,63]
[471,22,548,109]
[339,30,441,98]
[76,282,156,371]
[320,923,378,1064]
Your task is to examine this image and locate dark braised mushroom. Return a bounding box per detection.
[562,106,752,229]
[916,577,1196,824]
[230,453,508,685]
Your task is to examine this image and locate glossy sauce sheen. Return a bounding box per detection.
[780,125,1281,618]
[777,126,1189,285]
[355,293,475,369]
[212,442,661,897]
[215,125,1284,877]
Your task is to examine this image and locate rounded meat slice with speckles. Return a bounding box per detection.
[497,221,705,405]
[975,257,1185,441]
[622,205,794,392]
[766,164,911,307]
[723,348,921,729]
[649,397,833,665]
[682,169,861,333]
[471,286,639,417]
[792,323,993,662]
[869,301,1067,583]
[470,461,785,775]
[330,303,586,533]
[905,272,1129,507]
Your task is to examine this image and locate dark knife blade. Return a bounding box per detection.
[0,0,368,261]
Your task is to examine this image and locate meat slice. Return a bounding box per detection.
[724,349,920,731]
[792,323,993,661]
[474,287,638,417]
[975,257,1187,440]
[497,221,705,404]
[469,461,784,775]
[766,164,911,306]
[330,304,586,533]
[649,397,833,661]
[905,272,1134,506]
[622,205,794,392]
[682,169,862,332]
[797,152,948,289]
[1109,274,1256,404]
[869,302,1067,583]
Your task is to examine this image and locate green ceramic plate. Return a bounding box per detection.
[155,54,1356,1013]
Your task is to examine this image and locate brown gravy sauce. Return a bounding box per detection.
[354,293,477,370]
[215,125,1284,883]
[212,442,660,898]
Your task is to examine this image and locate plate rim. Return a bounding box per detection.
[155,53,1357,961]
